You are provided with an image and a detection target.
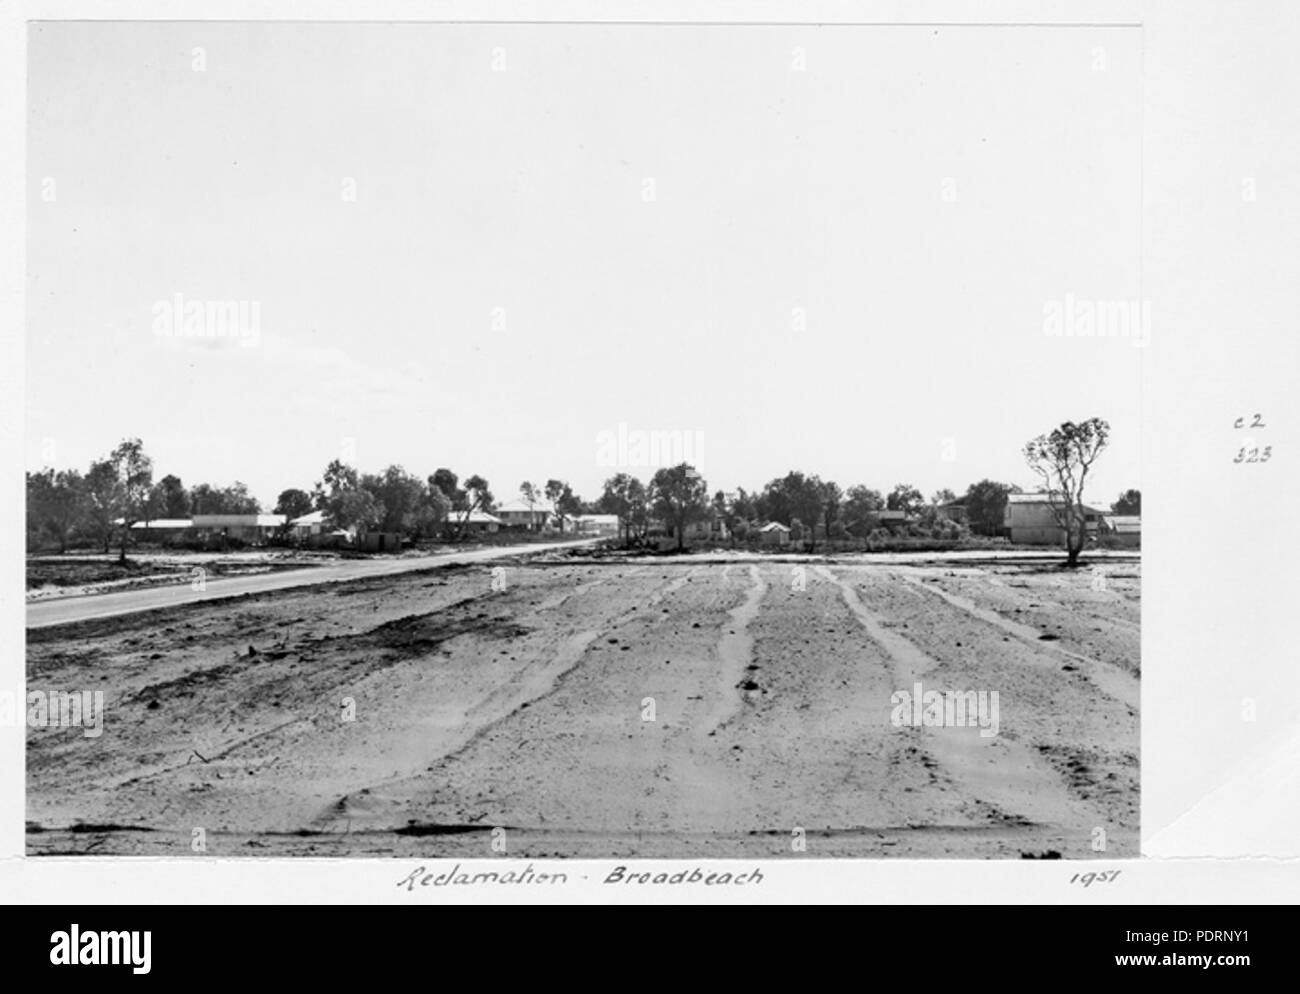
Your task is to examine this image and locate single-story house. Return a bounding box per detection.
[289,509,328,538]
[127,518,196,539]
[935,498,968,524]
[1102,515,1141,547]
[873,510,916,532]
[1004,493,1104,545]
[571,513,620,535]
[758,521,791,546]
[494,499,554,530]
[459,510,503,534]
[191,514,287,543]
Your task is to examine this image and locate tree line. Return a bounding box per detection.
[28,420,1138,564]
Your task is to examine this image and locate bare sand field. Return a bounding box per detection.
[26,552,1139,858]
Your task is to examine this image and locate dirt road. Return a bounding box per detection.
[25,539,603,629]
[27,555,1139,858]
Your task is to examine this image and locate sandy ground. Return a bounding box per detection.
[27,553,1139,858]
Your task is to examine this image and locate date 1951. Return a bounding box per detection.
[1069,869,1121,888]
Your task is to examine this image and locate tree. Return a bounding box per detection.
[599,473,637,544]
[820,480,843,546]
[931,488,957,506]
[841,485,884,538]
[963,479,1014,537]
[109,439,154,562]
[26,469,87,553]
[546,479,578,533]
[332,488,384,535]
[886,483,924,515]
[756,475,795,526]
[1023,418,1110,567]
[650,464,709,551]
[555,483,583,533]
[627,478,650,540]
[361,466,431,536]
[153,474,190,518]
[450,475,494,539]
[519,481,541,531]
[1112,489,1141,516]
[770,472,826,551]
[190,481,260,515]
[274,488,314,521]
[83,459,122,554]
[729,487,758,523]
[430,469,462,505]
[413,484,452,540]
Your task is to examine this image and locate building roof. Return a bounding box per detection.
[876,510,912,521]
[191,514,287,528]
[495,498,555,515]
[1006,493,1105,514]
[572,514,619,525]
[129,518,193,530]
[289,510,327,526]
[759,521,791,533]
[1104,515,1141,533]
[1007,491,1058,504]
[463,510,504,524]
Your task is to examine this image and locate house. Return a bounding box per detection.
[494,499,554,530]
[1102,515,1141,548]
[289,509,328,538]
[358,531,403,553]
[191,514,287,544]
[935,498,968,524]
[676,516,729,543]
[1004,493,1105,545]
[122,518,196,544]
[459,510,503,534]
[571,513,620,535]
[758,521,791,546]
[873,510,915,532]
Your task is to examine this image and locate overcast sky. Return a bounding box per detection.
[27,22,1141,508]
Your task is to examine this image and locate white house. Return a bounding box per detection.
[571,513,620,535]
[459,510,503,534]
[289,509,328,538]
[1004,493,1105,545]
[495,498,555,530]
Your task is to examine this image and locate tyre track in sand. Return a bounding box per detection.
[895,570,1139,710]
[319,568,703,831]
[812,565,1110,835]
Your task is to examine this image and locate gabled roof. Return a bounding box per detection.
[129,518,193,530]
[495,498,555,514]
[1104,515,1141,532]
[290,510,327,526]
[1007,492,1105,514]
[759,521,790,533]
[463,510,504,524]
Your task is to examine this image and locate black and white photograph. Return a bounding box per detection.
[22,18,1143,861]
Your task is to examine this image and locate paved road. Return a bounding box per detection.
[26,538,604,629]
